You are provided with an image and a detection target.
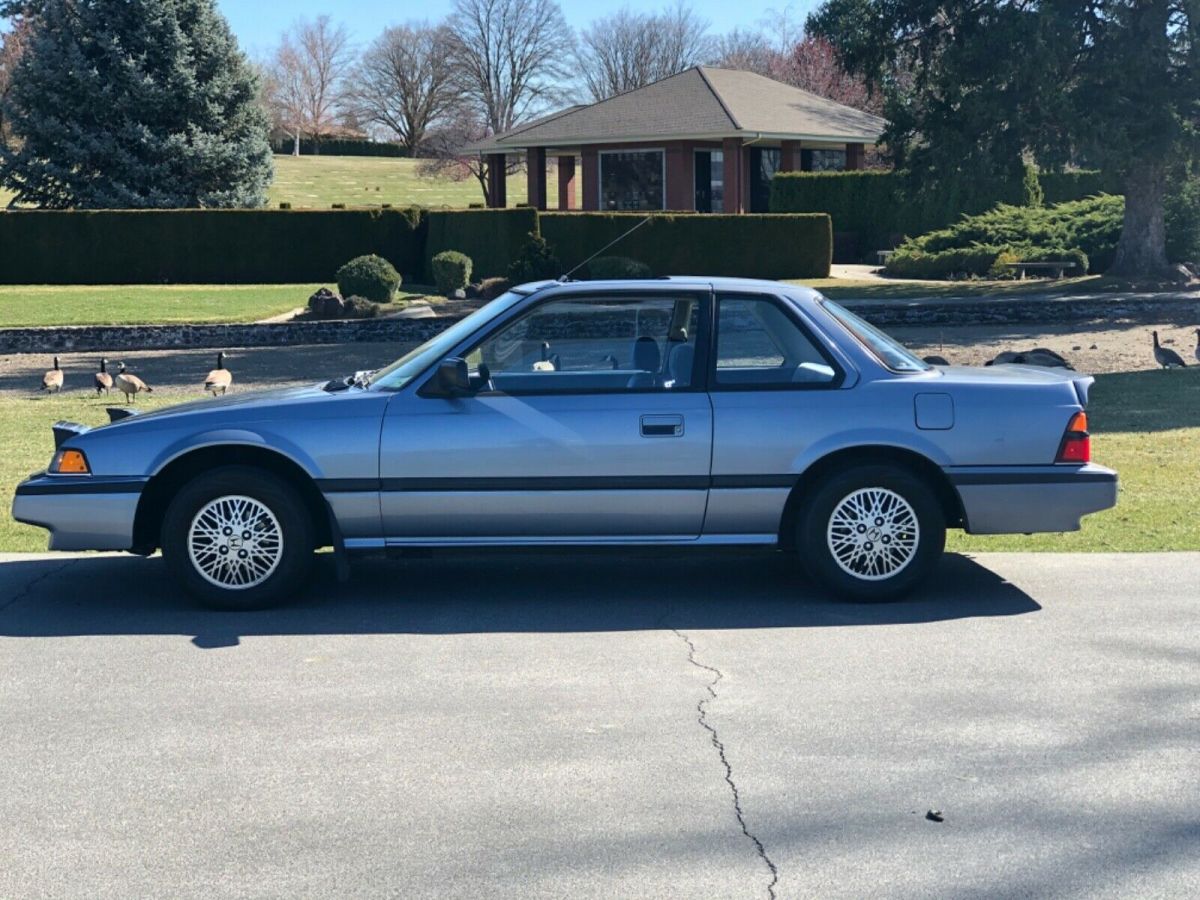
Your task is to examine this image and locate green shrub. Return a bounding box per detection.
[585,256,653,279]
[424,207,538,281]
[885,245,1010,279]
[507,232,562,283]
[337,254,402,302]
[541,212,831,279]
[1165,168,1200,263]
[0,208,424,285]
[431,250,473,295]
[889,195,1123,275]
[771,167,1117,260]
[343,296,382,318]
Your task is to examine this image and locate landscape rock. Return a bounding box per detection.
[307,287,345,319]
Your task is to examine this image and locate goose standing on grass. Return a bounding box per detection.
[1153,331,1187,369]
[94,358,112,395]
[114,361,153,403]
[204,352,233,396]
[41,356,63,393]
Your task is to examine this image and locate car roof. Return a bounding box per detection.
[517,276,824,303]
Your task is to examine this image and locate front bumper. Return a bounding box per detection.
[12,473,147,551]
[948,464,1118,535]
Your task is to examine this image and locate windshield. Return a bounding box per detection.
[369,290,530,390]
[820,299,930,373]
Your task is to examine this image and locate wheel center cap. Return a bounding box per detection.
[867,527,882,541]
[228,536,243,549]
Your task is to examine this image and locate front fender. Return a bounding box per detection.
[148,428,324,480]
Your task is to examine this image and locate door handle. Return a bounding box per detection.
[641,414,684,437]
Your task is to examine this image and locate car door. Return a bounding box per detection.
[705,292,849,539]
[377,286,713,542]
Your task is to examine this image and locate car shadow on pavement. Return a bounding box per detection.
[0,550,1039,647]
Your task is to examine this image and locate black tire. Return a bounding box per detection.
[796,464,945,602]
[162,465,315,610]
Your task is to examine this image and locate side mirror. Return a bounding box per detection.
[432,357,471,396]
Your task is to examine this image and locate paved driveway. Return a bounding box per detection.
[1,551,1197,899]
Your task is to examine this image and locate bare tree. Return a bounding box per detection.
[348,23,456,155]
[578,3,711,101]
[707,28,774,76]
[775,36,877,112]
[267,16,353,155]
[445,0,575,135]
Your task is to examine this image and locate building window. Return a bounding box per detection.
[749,147,780,213]
[801,149,848,172]
[694,149,724,213]
[600,150,664,211]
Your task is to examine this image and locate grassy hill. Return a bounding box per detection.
[0,155,570,210]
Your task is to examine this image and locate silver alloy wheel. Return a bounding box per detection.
[187,495,284,590]
[826,487,920,581]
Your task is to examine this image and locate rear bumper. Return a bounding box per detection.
[948,464,1118,535]
[12,473,146,551]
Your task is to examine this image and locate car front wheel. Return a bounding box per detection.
[797,464,945,601]
[162,466,314,610]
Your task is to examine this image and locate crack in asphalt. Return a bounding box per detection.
[671,625,780,900]
[0,559,74,616]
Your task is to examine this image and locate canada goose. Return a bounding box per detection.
[41,356,63,393]
[94,358,112,395]
[204,352,233,396]
[1194,329,1200,365]
[1153,331,1186,369]
[114,361,153,403]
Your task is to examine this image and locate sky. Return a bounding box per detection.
[216,0,821,58]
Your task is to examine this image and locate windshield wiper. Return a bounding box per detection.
[322,369,375,393]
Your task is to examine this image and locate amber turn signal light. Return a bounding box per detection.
[1056,411,1091,464]
[51,449,90,474]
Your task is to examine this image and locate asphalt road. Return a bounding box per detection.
[1,550,1197,899]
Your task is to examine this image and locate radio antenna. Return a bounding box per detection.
[559,215,653,281]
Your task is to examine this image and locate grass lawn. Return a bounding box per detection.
[0,284,433,327]
[0,155,548,210]
[268,155,540,210]
[0,284,319,327]
[1,368,1197,554]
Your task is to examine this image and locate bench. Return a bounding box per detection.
[875,249,896,266]
[1003,260,1081,280]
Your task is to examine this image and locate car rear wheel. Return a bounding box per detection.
[797,464,945,601]
[162,466,314,610]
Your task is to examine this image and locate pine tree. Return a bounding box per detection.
[0,0,272,208]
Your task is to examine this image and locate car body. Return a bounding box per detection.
[13,277,1118,607]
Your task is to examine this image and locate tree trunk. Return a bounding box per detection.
[292,130,300,156]
[1109,163,1171,278]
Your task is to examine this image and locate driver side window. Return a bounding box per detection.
[469,294,700,394]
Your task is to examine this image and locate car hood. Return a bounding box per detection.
[95,383,365,431]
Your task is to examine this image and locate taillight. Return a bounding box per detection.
[1056,411,1090,463]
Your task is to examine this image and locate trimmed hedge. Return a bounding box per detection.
[1039,170,1116,205]
[424,207,538,281]
[586,256,653,279]
[271,139,410,158]
[0,208,424,284]
[541,212,832,279]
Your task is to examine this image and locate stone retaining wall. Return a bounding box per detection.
[0,316,468,355]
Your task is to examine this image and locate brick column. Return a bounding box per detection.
[581,148,599,210]
[556,155,576,210]
[721,137,742,214]
[526,146,547,210]
[664,142,694,210]
[846,143,865,171]
[485,153,507,208]
[779,140,798,173]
